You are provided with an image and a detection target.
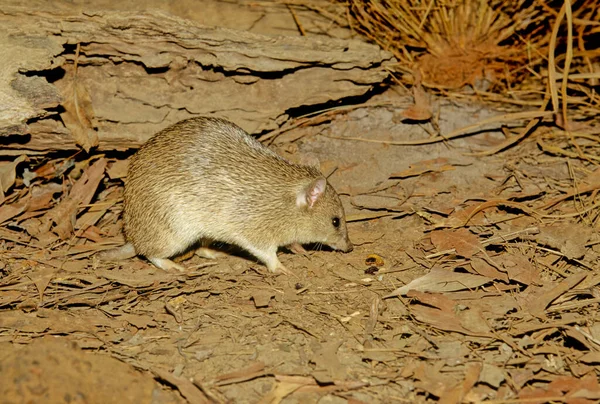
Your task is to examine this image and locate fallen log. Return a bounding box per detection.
[0,7,394,154]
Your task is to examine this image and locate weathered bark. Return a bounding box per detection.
[0,7,394,154]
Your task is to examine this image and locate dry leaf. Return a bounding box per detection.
[26,183,63,212]
[386,267,493,297]
[0,194,30,225]
[260,378,308,404]
[579,352,600,365]
[213,362,266,385]
[410,305,489,337]
[439,362,481,404]
[106,159,129,180]
[57,65,98,152]
[251,290,275,308]
[30,158,76,183]
[310,341,345,383]
[0,155,27,197]
[28,266,60,303]
[430,228,481,258]
[407,290,455,311]
[525,272,587,317]
[45,158,107,239]
[536,224,593,260]
[413,362,458,398]
[470,257,509,283]
[479,363,505,388]
[397,85,433,122]
[500,254,541,286]
[153,368,210,404]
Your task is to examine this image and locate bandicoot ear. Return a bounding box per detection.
[297,178,327,208]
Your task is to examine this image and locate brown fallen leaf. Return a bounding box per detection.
[28,266,60,303]
[535,224,593,260]
[579,351,600,365]
[259,379,305,404]
[56,59,98,152]
[430,228,480,258]
[386,267,493,297]
[44,158,107,239]
[28,157,76,184]
[524,272,587,318]
[432,203,488,228]
[397,85,433,122]
[499,254,541,286]
[251,290,275,308]
[118,313,156,329]
[409,304,490,337]
[0,155,27,199]
[407,290,455,311]
[212,361,266,386]
[153,368,210,404]
[439,362,482,404]
[26,183,63,212]
[519,374,600,402]
[77,225,105,242]
[310,340,345,383]
[260,375,368,404]
[470,257,510,283]
[479,363,506,388]
[413,362,462,398]
[0,192,31,225]
[408,290,492,336]
[106,159,129,180]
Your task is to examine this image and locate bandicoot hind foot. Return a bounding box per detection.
[149,257,185,272]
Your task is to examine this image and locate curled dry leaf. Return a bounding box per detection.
[397,85,433,122]
[0,155,27,199]
[28,158,76,185]
[56,65,98,152]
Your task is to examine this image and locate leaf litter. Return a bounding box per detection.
[1,2,600,404]
[2,99,599,403]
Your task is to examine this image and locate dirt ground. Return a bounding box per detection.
[1,2,600,404]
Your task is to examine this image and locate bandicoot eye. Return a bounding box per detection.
[332,217,340,228]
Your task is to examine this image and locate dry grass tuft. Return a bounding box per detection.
[337,0,599,120]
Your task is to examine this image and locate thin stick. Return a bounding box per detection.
[325,110,553,146]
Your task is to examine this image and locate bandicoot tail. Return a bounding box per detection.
[97,243,136,261]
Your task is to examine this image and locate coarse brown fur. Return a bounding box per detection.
[103,117,352,272]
